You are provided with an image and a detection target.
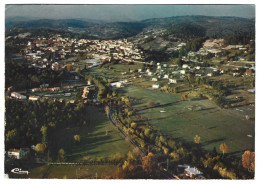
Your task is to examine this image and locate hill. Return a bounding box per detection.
[6,15,255,41]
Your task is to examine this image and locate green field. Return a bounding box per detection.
[28,164,118,179]
[119,86,254,157]
[86,62,143,82]
[48,106,132,162]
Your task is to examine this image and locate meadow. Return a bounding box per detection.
[28,164,118,179]
[119,85,254,157]
[48,106,132,162]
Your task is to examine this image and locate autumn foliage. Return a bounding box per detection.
[242,150,255,172]
[181,94,188,101]
[219,143,229,155]
[142,152,156,174]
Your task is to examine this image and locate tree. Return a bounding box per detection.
[181,94,188,101]
[58,148,66,162]
[104,106,110,117]
[242,150,255,172]
[65,64,73,71]
[35,143,46,153]
[40,125,48,145]
[142,152,156,174]
[194,135,201,144]
[219,143,229,156]
[6,129,17,143]
[144,128,151,138]
[74,135,81,142]
[131,122,137,129]
[147,101,155,108]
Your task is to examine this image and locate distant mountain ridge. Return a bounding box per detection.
[5,15,255,40]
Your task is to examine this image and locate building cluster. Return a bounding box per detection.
[21,34,144,70]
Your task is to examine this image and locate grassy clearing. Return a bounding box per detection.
[48,106,132,162]
[119,85,254,157]
[28,164,118,179]
[86,63,143,82]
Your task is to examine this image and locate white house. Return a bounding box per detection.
[152,84,160,89]
[207,73,213,77]
[180,70,186,75]
[184,166,203,178]
[169,79,177,84]
[163,74,169,79]
[182,64,189,69]
[157,65,161,70]
[7,148,30,159]
[11,92,26,100]
[29,96,40,101]
[148,72,153,76]
[152,78,158,81]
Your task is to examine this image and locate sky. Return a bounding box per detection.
[5,4,255,22]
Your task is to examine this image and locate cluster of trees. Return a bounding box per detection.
[106,148,163,179]
[185,74,230,107]
[5,61,71,90]
[202,148,254,179]
[5,99,91,160]
[185,37,208,52]
[85,76,110,103]
[166,23,206,39]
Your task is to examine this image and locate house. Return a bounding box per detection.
[169,79,177,84]
[182,64,189,69]
[11,92,26,100]
[152,84,160,89]
[248,88,255,93]
[207,73,213,77]
[184,166,203,178]
[29,96,40,101]
[163,74,169,79]
[111,81,126,88]
[180,70,186,75]
[7,148,30,159]
[148,72,153,76]
[152,78,158,82]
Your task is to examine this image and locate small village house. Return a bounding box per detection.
[152,84,160,89]
[11,92,26,100]
[29,96,40,101]
[7,148,30,159]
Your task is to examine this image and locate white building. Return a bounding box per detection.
[163,74,169,79]
[11,92,26,100]
[7,148,30,159]
[152,78,158,82]
[182,64,189,69]
[184,166,203,178]
[169,79,177,84]
[180,70,186,75]
[29,96,40,101]
[152,84,160,89]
